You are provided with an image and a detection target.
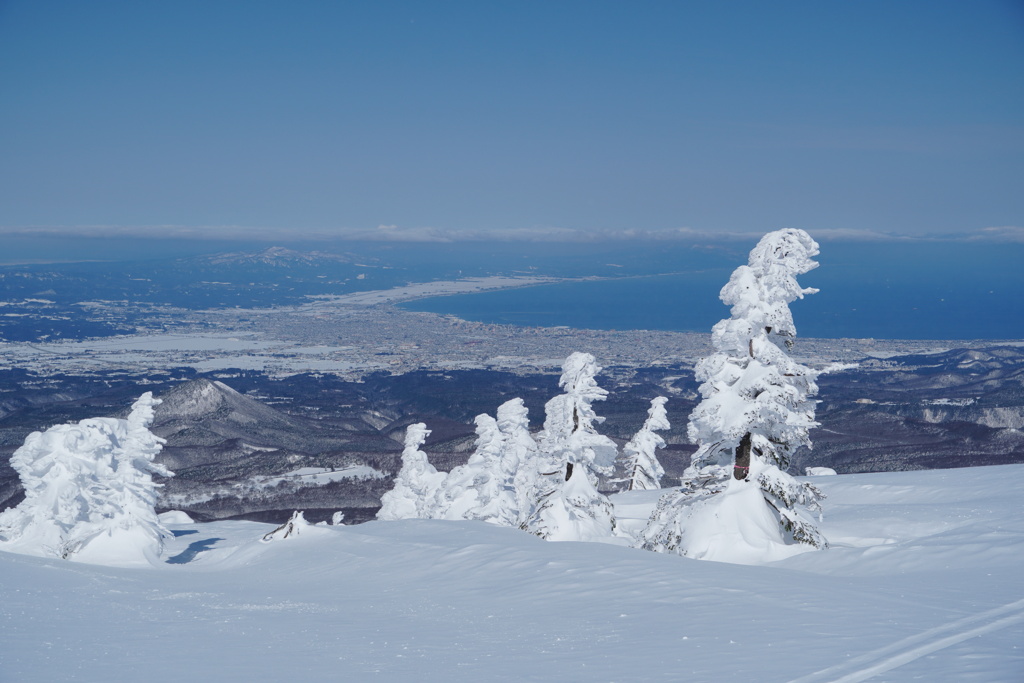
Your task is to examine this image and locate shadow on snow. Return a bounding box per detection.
[166,537,224,564]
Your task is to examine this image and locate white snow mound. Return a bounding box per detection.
[2,465,1023,682]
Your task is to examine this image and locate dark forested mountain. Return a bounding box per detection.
[805,346,1024,473]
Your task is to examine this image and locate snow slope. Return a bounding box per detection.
[2,465,1023,682]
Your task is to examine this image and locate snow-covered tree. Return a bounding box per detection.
[0,392,174,565]
[620,397,670,491]
[63,393,174,564]
[639,229,827,560]
[432,397,543,526]
[262,510,310,541]
[432,413,511,523]
[377,423,445,521]
[0,421,112,556]
[522,352,618,542]
[498,398,540,526]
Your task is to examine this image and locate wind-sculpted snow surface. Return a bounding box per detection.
[0,393,172,566]
[1,465,1022,682]
[637,474,811,564]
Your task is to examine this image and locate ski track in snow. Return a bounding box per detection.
[788,597,1024,683]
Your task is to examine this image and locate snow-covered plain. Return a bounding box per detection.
[2,465,1023,682]
[299,275,559,308]
[251,465,386,489]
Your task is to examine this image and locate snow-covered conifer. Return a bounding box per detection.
[0,392,174,565]
[377,423,445,521]
[620,397,670,491]
[639,230,827,559]
[498,398,540,526]
[432,413,512,523]
[0,421,113,556]
[63,393,174,563]
[522,352,618,541]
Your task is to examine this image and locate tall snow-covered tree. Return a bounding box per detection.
[377,423,445,521]
[522,352,618,542]
[432,413,511,523]
[639,229,827,560]
[0,392,174,565]
[498,398,540,527]
[432,398,541,527]
[620,397,670,491]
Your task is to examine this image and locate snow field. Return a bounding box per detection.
[2,464,1023,682]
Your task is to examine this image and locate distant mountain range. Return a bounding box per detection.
[806,346,1024,473]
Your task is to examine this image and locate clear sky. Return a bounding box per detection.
[1,1,1022,241]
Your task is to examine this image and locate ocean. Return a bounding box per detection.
[6,234,1020,340]
[401,242,1024,340]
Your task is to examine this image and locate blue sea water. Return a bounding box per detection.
[402,242,1024,340]
[5,235,1019,340]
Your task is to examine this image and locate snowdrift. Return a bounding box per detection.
[2,465,1023,682]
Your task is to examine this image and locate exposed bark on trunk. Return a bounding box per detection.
[734,433,752,480]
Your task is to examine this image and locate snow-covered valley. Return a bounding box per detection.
[2,464,1022,682]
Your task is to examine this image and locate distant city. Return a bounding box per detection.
[1,293,999,381]
[3,243,1017,381]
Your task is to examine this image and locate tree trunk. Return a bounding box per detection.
[734,433,751,480]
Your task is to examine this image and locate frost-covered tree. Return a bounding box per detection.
[498,398,540,527]
[432,413,511,523]
[432,398,542,526]
[620,397,670,491]
[0,420,115,556]
[639,230,827,560]
[522,352,618,541]
[63,393,174,563]
[377,423,445,521]
[0,392,174,565]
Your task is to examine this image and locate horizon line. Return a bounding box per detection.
[1,224,1023,244]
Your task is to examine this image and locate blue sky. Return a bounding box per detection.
[1,1,1022,241]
